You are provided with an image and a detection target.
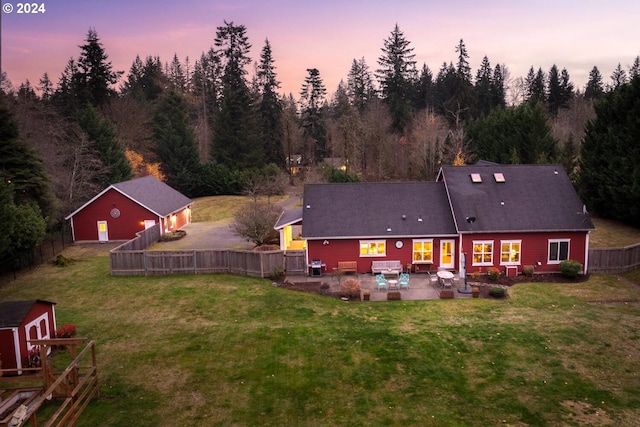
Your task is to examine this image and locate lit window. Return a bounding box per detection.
[501,240,521,265]
[360,240,386,257]
[472,241,493,266]
[412,239,433,263]
[470,173,482,183]
[494,172,505,183]
[548,240,570,263]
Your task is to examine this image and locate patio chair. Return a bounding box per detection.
[427,272,439,286]
[376,274,389,291]
[398,273,410,289]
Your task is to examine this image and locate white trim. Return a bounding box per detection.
[584,232,590,274]
[440,239,455,269]
[472,240,494,266]
[359,240,387,257]
[24,313,50,351]
[548,239,570,264]
[499,240,522,266]
[12,328,22,373]
[411,239,434,264]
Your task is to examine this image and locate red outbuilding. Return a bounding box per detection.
[0,300,57,375]
[65,175,193,242]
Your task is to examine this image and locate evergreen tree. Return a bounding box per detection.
[153,90,200,195]
[299,68,328,164]
[211,21,262,170]
[376,24,417,134]
[465,101,558,164]
[38,73,54,100]
[491,64,506,109]
[475,56,493,116]
[122,55,165,102]
[525,67,546,103]
[0,98,54,221]
[347,57,376,112]
[630,55,640,78]
[577,76,640,226]
[584,66,605,100]
[168,53,187,92]
[257,39,285,168]
[447,39,475,121]
[433,62,457,115]
[547,64,563,116]
[77,104,132,186]
[412,63,434,111]
[76,28,122,106]
[610,63,627,90]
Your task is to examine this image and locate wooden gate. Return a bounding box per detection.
[284,250,306,274]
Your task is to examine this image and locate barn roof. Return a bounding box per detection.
[439,164,595,233]
[301,182,457,239]
[0,300,56,328]
[65,175,193,220]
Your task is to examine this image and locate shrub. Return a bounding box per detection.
[470,271,480,281]
[52,254,75,267]
[488,287,506,298]
[487,267,500,281]
[270,265,285,281]
[523,265,534,277]
[341,279,361,298]
[559,259,582,278]
[56,323,77,338]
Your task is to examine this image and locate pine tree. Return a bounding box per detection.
[578,76,640,226]
[525,67,546,103]
[547,64,563,116]
[38,73,54,100]
[211,21,262,169]
[77,104,132,186]
[76,28,122,106]
[630,55,640,78]
[610,63,627,90]
[153,90,200,195]
[168,53,187,92]
[257,39,285,168]
[491,64,506,109]
[347,57,376,112]
[475,56,493,116]
[299,68,327,164]
[376,24,417,134]
[584,66,605,100]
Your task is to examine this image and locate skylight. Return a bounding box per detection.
[494,172,505,183]
[470,173,482,183]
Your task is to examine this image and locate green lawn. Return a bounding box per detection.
[2,245,640,426]
[590,217,640,248]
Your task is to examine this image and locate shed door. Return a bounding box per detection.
[144,220,156,229]
[97,221,109,242]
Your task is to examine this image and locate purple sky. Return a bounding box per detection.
[2,0,639,98]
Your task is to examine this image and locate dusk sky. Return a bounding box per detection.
[2,0,639,97]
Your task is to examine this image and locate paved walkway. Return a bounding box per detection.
[285,272,476,301]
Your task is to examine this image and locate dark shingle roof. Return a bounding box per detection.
[302,182,457,239]
[66,175,193,219]
[0,300,55,328]
[112,175,193,217]
[440,164,595,232]
[274,208,303,230]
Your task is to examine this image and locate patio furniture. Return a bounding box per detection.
[371,260,403,274]
[427,272,439,286]
[388,279,398,290]
[398,273,410,289]
[375,274,389,291]
[437,270,454,288]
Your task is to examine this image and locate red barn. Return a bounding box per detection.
[0,300,57,375]
[295,163,595,276]
[65,175,193,242]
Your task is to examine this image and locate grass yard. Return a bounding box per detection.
[590,217,640,248]
[191,194,288,223]
[2,244,640,426]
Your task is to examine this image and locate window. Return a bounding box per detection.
[412,239,433,263]
[501,240,521,265]
[360,240,386,257]
[548,239,570,263]
[472,241,493,266]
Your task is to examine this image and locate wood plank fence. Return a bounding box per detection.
[588,243,640,274]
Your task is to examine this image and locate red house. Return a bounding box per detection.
[65,175,193,242]
[296,163,595,276]
[0,300,57,375]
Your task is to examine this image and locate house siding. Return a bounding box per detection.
[461,231,589,274]
[308,237,457,274]
[71,189,160,241]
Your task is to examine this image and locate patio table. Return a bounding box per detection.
[436,270,454,287]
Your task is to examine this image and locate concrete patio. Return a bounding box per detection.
[284,271,477,301]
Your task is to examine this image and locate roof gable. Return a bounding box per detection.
[275,208,303,230]
[440,164,595,232]
[66,176,193,220]
[302,182,457,239]
[0,300,55,328]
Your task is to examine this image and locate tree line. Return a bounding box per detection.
[1,22,639,262]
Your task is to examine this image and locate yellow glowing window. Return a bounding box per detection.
[99,223,107,232]
[500,241,521,264]
[359,240,386,256]
[472,241,493,266]
[412,239,433,263]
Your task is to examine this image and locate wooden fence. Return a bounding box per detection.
[284,250,306,274]
[110,249,285,278]
[588,243,640,274]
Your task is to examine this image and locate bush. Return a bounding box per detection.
[56,323,77,338]
[270,265,284,281]
[487,267,500,281]
[559,259,582,278]
[488,287,506,298]
[341,279,361,298]
[523,265,534,277]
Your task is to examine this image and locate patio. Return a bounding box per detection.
[283,271,476,301]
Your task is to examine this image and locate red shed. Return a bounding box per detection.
[0,300,57,375]
[65,175,193,242]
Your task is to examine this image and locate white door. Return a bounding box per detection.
[144,220,156,229]
[97,221,109,242]
[440,240,455,269]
